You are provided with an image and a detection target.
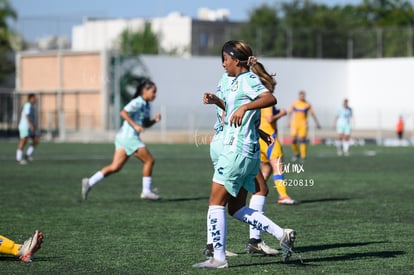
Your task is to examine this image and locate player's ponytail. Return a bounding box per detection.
[133,78,155,98]
[222,40,276,93]
[250,61,277,93]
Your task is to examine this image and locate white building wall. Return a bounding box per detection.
[72,18,146,51]
[72,14,191,55]
[151,13,192,56]
[348,58,414,130]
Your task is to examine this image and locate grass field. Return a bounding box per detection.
[0,141,413,274]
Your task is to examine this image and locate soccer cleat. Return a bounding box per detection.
[246,238,279,255]
[280,229,296,263]
[278,196,297,205]
[140,191,160,200]
[18,159,27,165]
[82,178,91,200]
[26,155,34,162]
[203,243,238,258]
[203,243,214,258]
[192,258,228,268]
[19,230,43,263]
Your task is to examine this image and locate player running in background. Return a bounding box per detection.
[260,105,297,205]
[0,230,43,262]
[193,40,296,269]
[82,79,161,201]
[287,90,321,161]
[335,98,353,156]
[16,93,39,165]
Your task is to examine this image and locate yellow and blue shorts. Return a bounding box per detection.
[260,135,283,163]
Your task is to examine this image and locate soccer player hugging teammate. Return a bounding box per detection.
[193,40,297,268]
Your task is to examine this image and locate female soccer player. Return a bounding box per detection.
[193,40,296,268]
[0,230,43,262]
[16,93,39,165]
[288,90,321,161]
[202,73,279,258]
[260,105,297,205]
[335,98,353,156]
[82,79,161,201]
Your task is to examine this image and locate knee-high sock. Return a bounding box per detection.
[249,195,266,240]
[343,140,350,153]
[26,145,35,157]
[233,206,283,240]
[273,174,288,198]
[206,207,212,244]
[142,176,152,193]
[291,142,299,156]
[208,205,226,261]
[0,235,21,256]
[336,139,342,151]
[16,149,23,161]
[300,143,307,159]
[88,171,104,187]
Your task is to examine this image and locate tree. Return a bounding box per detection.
[119,22,159,55]
[239,4,281,56]
[0,0,17,85]
[240,0,414,59]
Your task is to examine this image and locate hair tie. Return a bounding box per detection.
[247,56,257,66]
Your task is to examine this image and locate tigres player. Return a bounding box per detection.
[287,91,321,161]
[260,106,297,205]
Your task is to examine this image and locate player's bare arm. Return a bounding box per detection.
[120,109,144,133]
[203,93,225,110]
[230,92,276,127]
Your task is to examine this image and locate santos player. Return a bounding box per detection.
[16,94,39,165]
[335,98,353,156]
[82,79,161,201]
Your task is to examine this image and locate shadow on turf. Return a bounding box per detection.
[298,197,350,204]
[231,242,405,268]
[297,241,388,252]
[159,196,209,202]
[300,250,405,264]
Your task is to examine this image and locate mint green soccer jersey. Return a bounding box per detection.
[117,96,150,138]
[18,102,35,129]
[222,71,269,158]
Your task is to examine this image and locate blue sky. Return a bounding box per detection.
[8,0,369,40]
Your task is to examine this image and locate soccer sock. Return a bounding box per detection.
[88,171,104,187]
[16,149,23,161]
[142,176,152,194]
[206,207,212,244]
[0,235,21,256]
[273,174,288,198]
[26,145,35,156]
[343,140,350,153]
[233,206,284,240]
[208,205,226,262]
[291,143,299,156]
[248,195,266,240]
[300,143,307,159]
[336,140,342,151]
